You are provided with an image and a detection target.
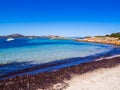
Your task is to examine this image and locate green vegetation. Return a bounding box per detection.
[106,32,120,39]
[85,36,91,38]
[94,36,105,37]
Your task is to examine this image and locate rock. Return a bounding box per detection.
[75,36,120,46]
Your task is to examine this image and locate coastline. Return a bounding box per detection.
[0,36,120,90]
[0,55,120,90]
[75,37,120,46]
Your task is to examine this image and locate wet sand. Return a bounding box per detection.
[0,56,120,90]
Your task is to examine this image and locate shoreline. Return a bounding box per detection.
[0,55,120,90]
[66,65,120,90]
[0,49,120,80]
[75,37,120,46]
[0,37,120,90]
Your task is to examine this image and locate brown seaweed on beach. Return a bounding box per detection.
[0,57,120,90]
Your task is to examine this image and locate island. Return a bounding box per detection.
[0,33,68,40]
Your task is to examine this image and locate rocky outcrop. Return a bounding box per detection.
[76,36,120,46]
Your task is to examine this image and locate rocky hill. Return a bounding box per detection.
[0,34,66,39]
[0,34,41,39]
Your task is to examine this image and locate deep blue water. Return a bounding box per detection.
[0,38,120,79]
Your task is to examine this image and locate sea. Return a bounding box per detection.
[0,38,120,80]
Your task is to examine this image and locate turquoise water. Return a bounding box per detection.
[0,38,119,79]
[0,38,113,64]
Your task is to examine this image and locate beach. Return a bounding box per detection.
[0,55,120,90]
[0,37,120,90]
[66,64,120,90]
[0,0,120,89]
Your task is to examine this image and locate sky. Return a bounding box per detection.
[0,0,120,37]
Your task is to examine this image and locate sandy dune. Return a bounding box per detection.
[65,65,120,90]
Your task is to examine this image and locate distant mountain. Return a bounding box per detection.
[0,34,67,39]
[6,34,24,38]
[0,34,41,38]
[47,35,66,39]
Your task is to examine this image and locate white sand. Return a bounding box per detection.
[65,65,120,90]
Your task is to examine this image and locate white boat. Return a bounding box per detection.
[6,38,15,41]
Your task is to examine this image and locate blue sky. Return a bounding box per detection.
[0,0,120,36]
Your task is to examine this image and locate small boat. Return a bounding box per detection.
[6,38,15,41]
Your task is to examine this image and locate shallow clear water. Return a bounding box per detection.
[0,38,119,79]
[0,38,113,64]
